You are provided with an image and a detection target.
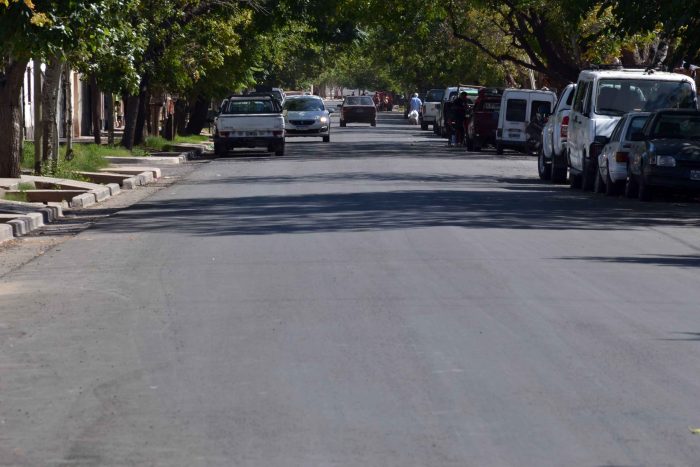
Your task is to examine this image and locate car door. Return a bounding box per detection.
[502,93,527,143]
[569,79,592,171]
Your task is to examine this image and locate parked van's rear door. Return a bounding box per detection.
[501,94,528,143]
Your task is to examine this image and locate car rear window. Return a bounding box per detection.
[346,97,374,106]
[650,114,700,139]
[625,116,649,140]
[596,79,696,116]
[505,99,527,122]
[426,89,444,102]
[224,100,278,114]
[530,100,552,121]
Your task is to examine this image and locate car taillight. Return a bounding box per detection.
[560,115,569,138]
[219,131,229,137]
[422,105,426,113]
[614,151,628,163]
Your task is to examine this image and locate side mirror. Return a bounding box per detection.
[630,132,644,141]
[594,135,609,145]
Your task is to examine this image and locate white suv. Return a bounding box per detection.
[567,67,696,190]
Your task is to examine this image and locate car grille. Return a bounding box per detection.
[290,120,315,125]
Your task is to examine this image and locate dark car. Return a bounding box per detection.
[339,96,377,127]
[466,88,503,151]
[626,109,700,201]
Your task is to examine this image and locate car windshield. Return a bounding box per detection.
[596,79,695,116]
[284,99,324,111]
[426,89,444,102]
[650,114,700,139]
[345,97,374,106]
[224,99,278,114]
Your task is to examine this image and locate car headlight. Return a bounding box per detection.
[654,155,676,167]
[319,116,328,124]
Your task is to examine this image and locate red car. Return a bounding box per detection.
[466,88,504,151]
[339,96,377,127]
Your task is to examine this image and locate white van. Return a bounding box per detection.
[568,67,697,190]
[496,89,557,154]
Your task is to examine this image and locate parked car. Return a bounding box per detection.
[466,87,503,151]
[214,95,285,156]
[339,96,377,127]
[421,88,445,131]
[436,86,480,137]
[593,112,650,195]
[567,67,697,191]
[283,95,332,142]
[625,109,700,201]
[496,89,556,154]
[538,84,576,182]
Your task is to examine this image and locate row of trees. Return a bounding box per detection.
[3,0,700,178]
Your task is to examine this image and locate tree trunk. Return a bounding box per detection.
[33,61,43,173]
[134,78,150,145]
[120,93,140,149]
[184,95,209,135]
[63,65,74,160]
[90,75,102,145]
[0,58,29,178]
[105,93,115,146]
[174,98,188,136]
[41,55,63,172]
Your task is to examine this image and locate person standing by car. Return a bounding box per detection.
[451,91,471,147]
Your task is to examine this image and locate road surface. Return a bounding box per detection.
[3,112,700,466]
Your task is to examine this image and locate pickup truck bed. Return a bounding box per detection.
[214,96,286,156]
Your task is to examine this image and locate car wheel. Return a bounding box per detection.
[569,169,582,189]
[538,148,552,181]
[594,166,605,193]
[496,143,503,155]
[433,124,440,135]
[581,157,595,191]
[340,121,346,127]
[473,137,482,152]
[637,167,653,201]
[466,137,474,152]
[322,135,330,143]
[605,170,619,196]
[371,120,377,127]
[421,122,429,131]
[214,143,226,157]
[275,144,285,156]
[624,165,639,198]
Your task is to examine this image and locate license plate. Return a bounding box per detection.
[691,170,700,181]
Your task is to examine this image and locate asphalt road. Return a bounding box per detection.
[3,111,700,466]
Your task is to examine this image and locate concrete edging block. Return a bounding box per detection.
[70,192,97,208]
[122,177,138,190]
[0,224,13,243]
[91,186,111,202]
[106,183,121,196]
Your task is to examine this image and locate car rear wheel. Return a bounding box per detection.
[496,143,503,155]
[322,135,330,143]
[214,142,226,157]
[581,158,595,191]
[371,120,377,127]
[624,165,639,198]
[538,148,552,181]
[594,167,605,193]
[637,168,653,201]
[340,121,346,127]
[605,170,619,196]
[274,144,285,156]
[421,122,429,131]
[569,169,582,189]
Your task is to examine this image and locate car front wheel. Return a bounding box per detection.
[538,148,552,181]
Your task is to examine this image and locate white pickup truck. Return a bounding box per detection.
[214,95,286,156]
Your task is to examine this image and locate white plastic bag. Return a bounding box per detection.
[408,110,419,125]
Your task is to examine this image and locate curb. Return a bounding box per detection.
[0,224,13,244]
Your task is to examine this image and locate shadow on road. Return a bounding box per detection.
[94,188,700,237]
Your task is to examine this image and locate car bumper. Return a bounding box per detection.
[644,166,700,190]
[286,125,329,136]
[421,115,436,123]
[496,139,527,151]
[214,135,284,149]
[608,161,628,182]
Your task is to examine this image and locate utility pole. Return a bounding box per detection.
[33,60,43,174]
